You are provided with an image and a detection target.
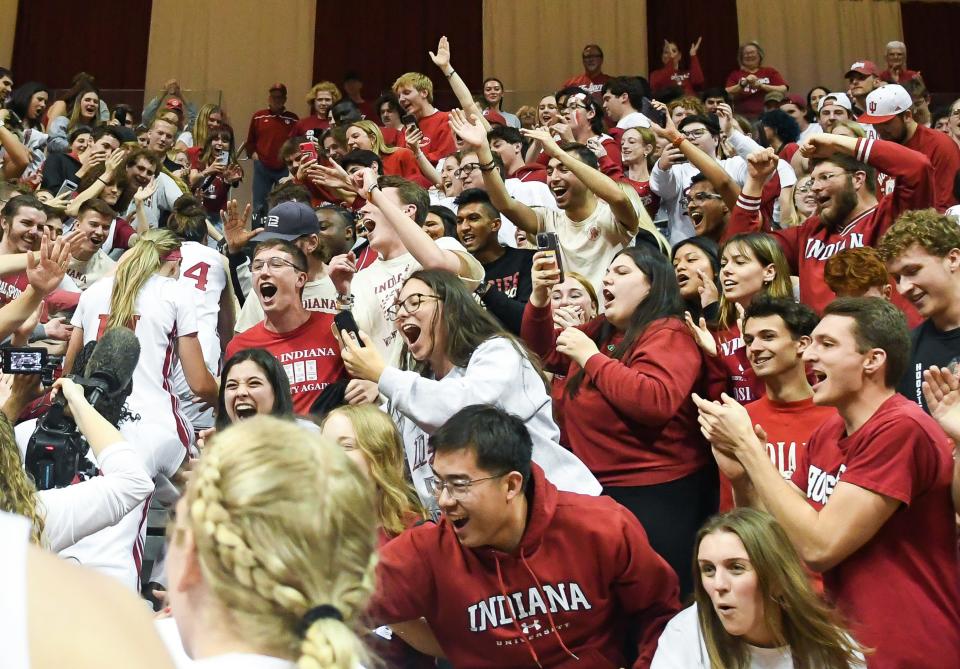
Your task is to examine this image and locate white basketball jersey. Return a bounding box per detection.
[0,511,29,669]
[173,241,228,430]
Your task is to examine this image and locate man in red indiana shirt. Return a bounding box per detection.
[562,44,611,100]
[729,138,934,312]
[860,84,960,212]
[370,405,680,669]
[391,72,454,163]
[245,84,299,219]
[225,239,344,415]
[695,297,960,668]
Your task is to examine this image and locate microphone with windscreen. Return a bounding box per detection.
[81,326,141,413]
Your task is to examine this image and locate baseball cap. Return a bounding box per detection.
[845,60,879,78]
[254,201,319,241]
[165,98,184,111]
[858,84,912,124]
[785,93,806,109]
[817,92,852,113]
[269,83,287,95]
[483,108,507,126]
[764,91,785,104]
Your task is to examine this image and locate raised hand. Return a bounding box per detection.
[448,108,486,149]
[715,103,737,136]
[530,251,562,307]
[690,36,703,57]
[220,199,257,255]
[26,232,70,296]
[923,366,960,441]
[327,252,357,295]
[684,311,717,356]
[404,126,425,154]
[746,147,779,182]
[696,269,719,309]
[521,127,563,158]
[134,178,159,203]
[799,133,838,159]
[429,36,452,71]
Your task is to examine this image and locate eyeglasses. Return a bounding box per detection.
[682,128,710,140]
[810,171,852,186]
[687,191,723,203]
[796,179,814,193]
[428,472,508,500]
[386,293,440,321]
[252,257,305,272]
[454,163,480,178]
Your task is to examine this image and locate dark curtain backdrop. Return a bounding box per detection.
[313,0,483,111]
[11,0,152,94]
[646,0,740,92]
[900,1,960,96]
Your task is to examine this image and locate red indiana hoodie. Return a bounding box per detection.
[369,464,680,668]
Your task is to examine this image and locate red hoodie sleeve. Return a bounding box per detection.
[688,55,704,90]
[581,321,701,426]
[855,137,935,231]
[609,503,681,668]
[368,526,437,625]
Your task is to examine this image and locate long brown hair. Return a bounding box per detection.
[694,508,866,668]
[718,233,792,329]
[0,412,44,543]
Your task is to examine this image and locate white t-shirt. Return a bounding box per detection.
[0,511,29,669]
[172,241,230,431]
[651,604,865,669]
[176,130,194,148]
[351,236,484,366]
[156,617,296,669]
[124,172,185,229]
[532,184,639,297]
[235,275,338,332]
[66,249,116,291]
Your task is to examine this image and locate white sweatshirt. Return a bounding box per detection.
[0,511,29,669]
[37,441,154,552]
[378,336,602,511]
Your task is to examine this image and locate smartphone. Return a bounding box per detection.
[334,311,364,347]
[56,179,78,198]
[114,109,127,127]
[216,149,230,165]
[1,347,47,374]
[299,141,319,163]
[401,113,419,134]
[536,232,565,283]
[640,97,666,128]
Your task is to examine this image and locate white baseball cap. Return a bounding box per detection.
[858,84,912,124]
[817,92,852,113]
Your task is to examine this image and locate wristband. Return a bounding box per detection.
[336,293,355,309]
[445,69,456,79]
[367,183,381,196]
[672,135,686,149]
[478,159,497,172]
[98,177,109,185]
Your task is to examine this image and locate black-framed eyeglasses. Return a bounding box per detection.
[454,163,480,179]
[428,472,508,500]
[252,257,305,272]
[682,128,710,140]
[386,293,440,321]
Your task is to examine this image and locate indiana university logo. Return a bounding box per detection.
[869,100,878,113]
[520,620,542,635]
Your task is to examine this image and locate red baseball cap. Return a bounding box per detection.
[483,108,507,126]
[165,98,184,111]
[845,60,879,78]
[269,83,287,95]
[786,94,806,109]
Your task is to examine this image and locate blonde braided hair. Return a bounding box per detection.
[182,416,378,668]
[0,411,44,543]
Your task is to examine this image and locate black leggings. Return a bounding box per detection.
[604,466,718,601]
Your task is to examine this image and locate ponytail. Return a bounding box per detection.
[107,228,181,330]
[168,194,208,242]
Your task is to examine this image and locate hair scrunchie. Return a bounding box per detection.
[297,604,344,638]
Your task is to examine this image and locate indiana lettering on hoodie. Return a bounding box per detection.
[369,464,681,669]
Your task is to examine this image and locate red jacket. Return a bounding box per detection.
[522,304,715,487]
[903,123,960,212]
[246,108,299,169]
[726,137,934,313]
[369,464,680,668]
[649,55,704,96]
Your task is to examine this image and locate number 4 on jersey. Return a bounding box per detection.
[182,262,210,291]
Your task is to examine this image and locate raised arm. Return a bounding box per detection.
[0,234,71,341]
[450,108,539,234]
[522,127,639,234]
[429,36,490,132]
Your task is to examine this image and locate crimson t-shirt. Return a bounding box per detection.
[724,67,787,118]
[790,394,960,667]
[713,325,764,404]
[416,110,455,162]
[902,124,960,212]
[225,311,345,415]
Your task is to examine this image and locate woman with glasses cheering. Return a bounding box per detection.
[336,268,601,514]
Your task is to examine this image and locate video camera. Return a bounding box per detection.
[1,346,62,388]
[19,329,141,490]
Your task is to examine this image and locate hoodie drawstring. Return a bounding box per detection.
[494,553,544,668]
[520,549,580,663]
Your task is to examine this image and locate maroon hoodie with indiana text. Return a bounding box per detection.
[369,464,681,668]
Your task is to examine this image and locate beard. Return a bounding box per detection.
[819,181,858,229]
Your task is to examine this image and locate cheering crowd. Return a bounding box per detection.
[0,33,959,669]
